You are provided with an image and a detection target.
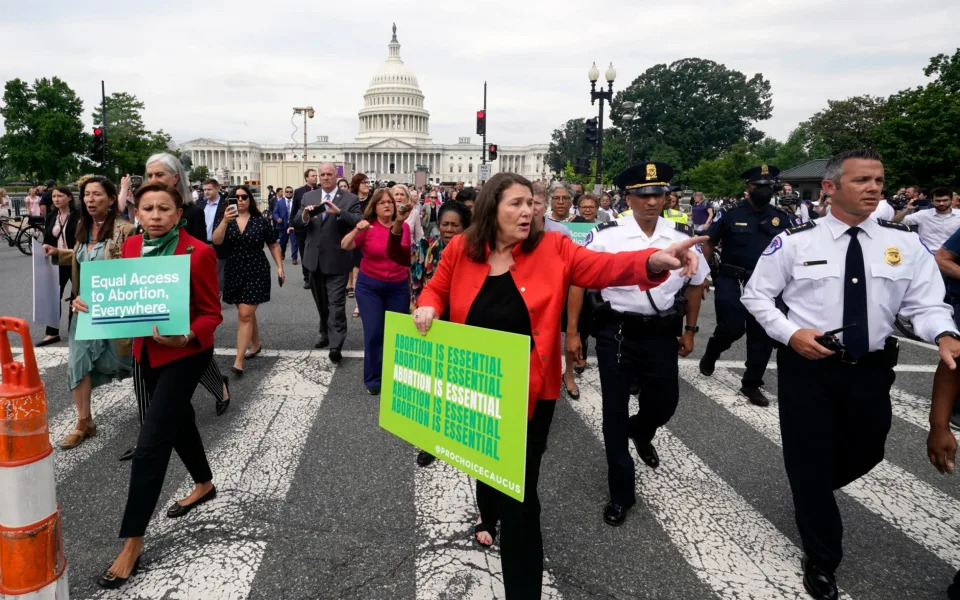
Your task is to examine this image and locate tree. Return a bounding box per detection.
[0,77,86,182]
[91,92,173,178]
[610,58,772,171]
[873,48,960,189]
[190,165,210,183]
[684,141,758,197]
[807,95,887,155]
[546,118,592,174]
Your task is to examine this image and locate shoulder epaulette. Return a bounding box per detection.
[673,222,694,237]
[595,221,619,233]
[877,219,914,233]
[784,221,817,235]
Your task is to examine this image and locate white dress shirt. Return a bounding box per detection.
[586,217,708,314]
[871,199,895,221]
[203,197,220,241]
[902,207,960,251]
[742,213,957,351]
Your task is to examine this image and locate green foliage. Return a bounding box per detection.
[0,77,87,182]
[807,95,887,155]
[683,141,757,198]
[546,118,592,174]
[190,165,210,183]
[91,92,173,178]
[610,58,772,171]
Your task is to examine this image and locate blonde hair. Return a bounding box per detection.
[391,184,411,201]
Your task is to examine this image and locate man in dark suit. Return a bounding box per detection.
[199,178,229,295]
[291,168,319,288]
[292,163,362,362]
[272,186,297,265]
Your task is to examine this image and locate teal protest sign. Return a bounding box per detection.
[567,222,599,246]
[379,311,530,501]
[75,255,191,341]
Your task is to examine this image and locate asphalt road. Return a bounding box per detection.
[0,242,956,600]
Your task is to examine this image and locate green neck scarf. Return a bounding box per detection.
[141,222,182,257]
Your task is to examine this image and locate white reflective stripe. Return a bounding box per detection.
[12,571,70,599]
[0,454,57,529]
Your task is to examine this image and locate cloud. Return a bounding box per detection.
[1,0,957,148]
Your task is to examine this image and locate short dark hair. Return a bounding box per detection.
[455,187,476,203]
[350,173,369,196]
[439,201,471,229]
[53,186,75,211]
[823,147,883,185]
[932,187,953,198]
[202,178,220,188]
[135,180,184,210]
[463,172,541,263]
[304,168,317,180]
[284,186,294,192]
[363,188,395,222]
[578,193,598,208]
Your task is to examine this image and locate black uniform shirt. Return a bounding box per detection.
[706,200,799,270]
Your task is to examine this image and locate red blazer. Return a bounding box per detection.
[122,230,223,368]
[418,231,668,419]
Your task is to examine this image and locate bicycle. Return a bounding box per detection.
[0,215,44,256]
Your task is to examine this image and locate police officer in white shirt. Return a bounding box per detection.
[586,162,709,527]
[741,148,960,600]
[892,186,960,251]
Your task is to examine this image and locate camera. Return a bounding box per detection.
[130,175,143,189]
[777,192,801,207]
[890,194,909,210]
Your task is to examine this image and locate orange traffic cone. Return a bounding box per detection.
[0,317,69,599]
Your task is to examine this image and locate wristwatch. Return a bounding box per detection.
[935,331,960,344]
[684,325,700,333]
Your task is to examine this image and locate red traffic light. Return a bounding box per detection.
[477,110,485,119]
[93,127,103,137]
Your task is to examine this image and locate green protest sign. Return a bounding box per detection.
[75,255,191,341]
[567,222,599,246]
[379,311,530,501]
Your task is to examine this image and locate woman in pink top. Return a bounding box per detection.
[341,188,411,394]
[26,186,42,216]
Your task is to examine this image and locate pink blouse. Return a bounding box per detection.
[354,221,411,283]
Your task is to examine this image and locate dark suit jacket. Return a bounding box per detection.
[291,184,316,233]
[272,195,294,229]
[181,203,210,245]
[199,197,229,259]
[291,187,362,274]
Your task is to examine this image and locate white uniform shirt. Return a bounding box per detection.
[902,208,960,251]
[586,216,708,314]
[742,213,957,351]
[871,199,895,221]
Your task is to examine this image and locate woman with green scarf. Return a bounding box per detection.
[78,181,223,590]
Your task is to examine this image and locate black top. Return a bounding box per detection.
[571,215,596,223]
[43,210,78,251]
[221,215,278,306]
[465,272,532,344]
[705,200,799,270]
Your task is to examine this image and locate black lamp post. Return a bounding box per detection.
[588,61,616,192]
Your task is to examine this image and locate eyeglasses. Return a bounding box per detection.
[235,194,249,199]
[550,196,571,202]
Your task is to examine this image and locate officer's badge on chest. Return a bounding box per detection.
[885,247,901,266]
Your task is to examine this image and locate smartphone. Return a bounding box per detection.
[130,175,143,188]
[277,275,284,287]
[227,197,239,208]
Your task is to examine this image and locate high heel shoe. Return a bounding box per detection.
[60,417,97,450]
[216,377,231,416]
[166,485,217,518]
[97,555,141,589]
[231,366,244,377]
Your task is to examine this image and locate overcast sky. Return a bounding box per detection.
[3,0,958,150]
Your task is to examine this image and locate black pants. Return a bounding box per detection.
[120,347,214,538]
[475,400,555,600]
[45,265,73,337]
[133,356,224,423]
[595,325,679,506]
[704,273,773,388]
[296,230,308,282]
[777,347,894,572]
[309,271,349,349]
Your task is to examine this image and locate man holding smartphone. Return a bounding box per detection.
[201,178,228,295]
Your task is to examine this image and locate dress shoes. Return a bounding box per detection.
[36,335,61,347]
[416,450,436,467]
[634,439,660,469]
[291,258,298,265]
[947,567,960,600]
[97,555,141,589]
[329,348,342,364]
[302,281,311,289]
[740,386,770,407]
[603,501,634,527]
[315,337,330,349]
[699,353,717,376]
[801,556,838,600]
[366,386,380,395]
[166,486,217,518]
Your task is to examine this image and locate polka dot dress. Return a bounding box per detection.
[222,215,277,305]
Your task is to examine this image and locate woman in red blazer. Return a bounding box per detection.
[415,173,704,599]
[85,181,223,589]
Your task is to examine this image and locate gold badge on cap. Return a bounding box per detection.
[885,246,901,266]
[761,164,769,175]
[772,217,780,227]
[645,163,657,181]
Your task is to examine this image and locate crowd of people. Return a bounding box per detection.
[12,146,960,599]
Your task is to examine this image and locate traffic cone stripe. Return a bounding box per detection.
[0,511,65,595]
[0,455,58,527]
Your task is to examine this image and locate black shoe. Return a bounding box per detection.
[244,345,262,359]
[948,567,960,600]
[416,450,436,467]
[315,337,329,349]
[603,501,634,526]
[801,556,838,600]
[36,335,61,347]
[302,281,311,289]
[366,386,380,395]
[699,353,717,376]
[574,364,586,375]
[231,366,244,377]
[329,348,342,364]
[97,555,141,589]
[740,386,770,407]
[166,486,217,518]
[216,377,231,416]
[628,380,640,396]
[634,440,660,469]
[118,446,135,462]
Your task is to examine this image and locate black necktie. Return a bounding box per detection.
[843,227,869,359]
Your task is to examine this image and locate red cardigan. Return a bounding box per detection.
[418,231,668,419]
[121,230,223,368]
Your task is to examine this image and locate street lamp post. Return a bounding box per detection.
[621,101,637,165]
[292,106,315,169]
[588,62,616,193]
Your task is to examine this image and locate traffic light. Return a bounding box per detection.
[487,144,498,161]
[476,110,486,135]
[92,126,104,160]
[584,117,598,145]
[576,157,591,175]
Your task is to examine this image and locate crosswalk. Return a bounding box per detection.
[13,346,958,599]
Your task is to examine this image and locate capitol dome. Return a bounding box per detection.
[356,24,432,144]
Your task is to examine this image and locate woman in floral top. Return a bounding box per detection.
[410,201,471,305]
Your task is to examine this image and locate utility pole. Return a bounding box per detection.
[292,106,315,170]
[101,81,108,176]
[482,81,487,166]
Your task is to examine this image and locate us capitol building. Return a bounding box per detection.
[179,25,551,189]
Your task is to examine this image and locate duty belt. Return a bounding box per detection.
[600,307,681,338]
[718,263,753,281]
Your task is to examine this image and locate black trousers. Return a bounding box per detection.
[309,271,349,349]
[475,400,555,600]
[120,347,214,538]
[296,230,308,282]
[45,265,73,337]
[777,347,894,572]
[595,324,679,506]
[704,273,773,388]
[132,355,224,423]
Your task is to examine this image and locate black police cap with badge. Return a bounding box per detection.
[741,164,780,186]
[615,162,675,196]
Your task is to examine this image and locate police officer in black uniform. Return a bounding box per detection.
[587,162,709,526]
[699,165,800,406]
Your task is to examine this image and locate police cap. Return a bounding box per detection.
[741,164,780,185]
[614,162,674,196]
